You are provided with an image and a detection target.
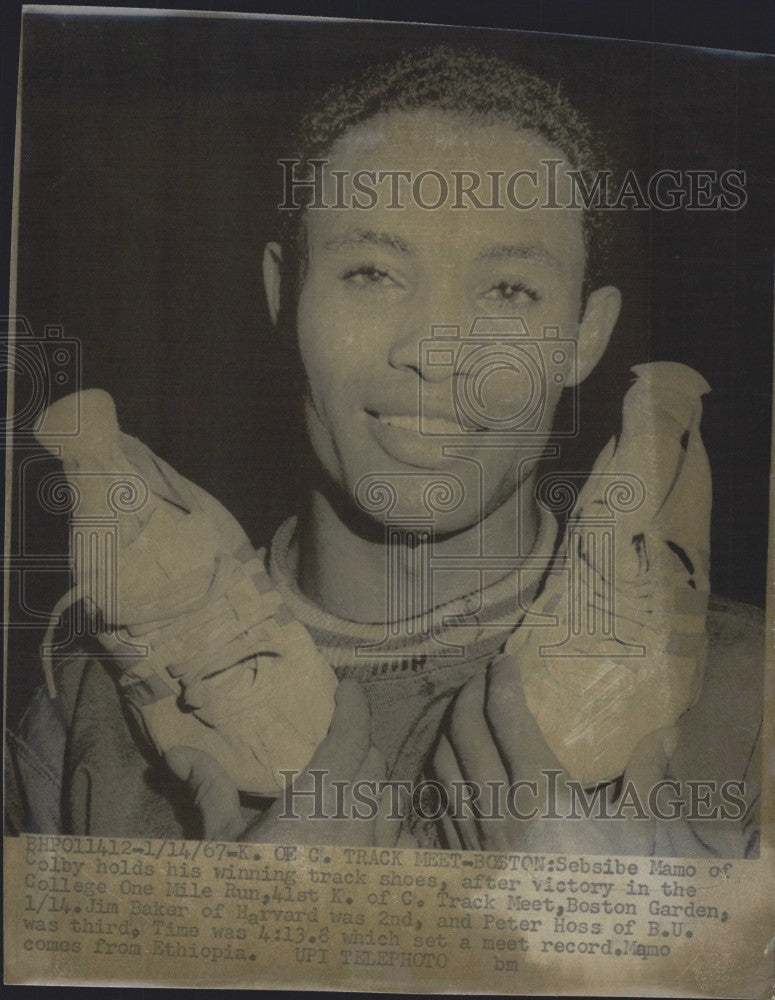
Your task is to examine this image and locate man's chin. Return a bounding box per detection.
[348,492,495,540]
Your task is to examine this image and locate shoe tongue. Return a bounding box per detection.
[627,362,710,435]
[36,388,118,457]
[118,432,191,511]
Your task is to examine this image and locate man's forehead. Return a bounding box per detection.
[325,106,568,170]
[298,107,586,260]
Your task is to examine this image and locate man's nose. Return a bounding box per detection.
[387,289,464,383]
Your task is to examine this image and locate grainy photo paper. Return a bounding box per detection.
[3,6,775,995]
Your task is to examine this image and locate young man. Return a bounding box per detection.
[6,46,763,857]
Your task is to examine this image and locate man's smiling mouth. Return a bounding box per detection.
[367,410,484,434]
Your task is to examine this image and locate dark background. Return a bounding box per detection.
[3,7,774,726]
[0,7,773,1000]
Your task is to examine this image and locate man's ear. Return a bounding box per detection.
[263,242,283,325]
[567,285,622,387]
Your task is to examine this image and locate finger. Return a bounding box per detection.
[290,679,371,825]
[449,672,509,786]
[313,745,385,847]
[246,680,373,843]
[361,747,404,849]
[448,675,516,851]
[351,745,387,837]
[625,725,675,790]
[486,653,565,782]
[614,726,674,856]
[164,745,244,842]
[306,678,371,780]
[432,735,479,851]
[354,744,386,784]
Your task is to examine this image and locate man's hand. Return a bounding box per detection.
[166,680,401,846]
[435,654,678,855]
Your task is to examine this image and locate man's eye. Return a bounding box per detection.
[343,265,398,288]
[482,281,539,303]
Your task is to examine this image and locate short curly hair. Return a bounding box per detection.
[277,44,612,311]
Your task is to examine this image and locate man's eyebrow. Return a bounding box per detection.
[322,228,416,255]
[476,243,561,267]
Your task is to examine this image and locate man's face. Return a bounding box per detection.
[279,109,613,533]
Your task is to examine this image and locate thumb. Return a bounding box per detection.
[487,653,565,780]
[306,679,371,780]
[624,724,677,793]
[615,725,677,856]
[360,745,404,848]
[245,680,373,845]
[164,745,244,842]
